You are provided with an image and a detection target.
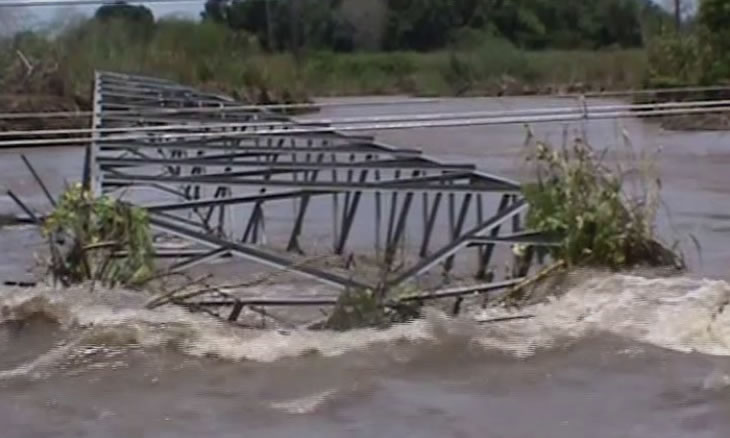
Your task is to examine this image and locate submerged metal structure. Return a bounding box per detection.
[88,71,545,303]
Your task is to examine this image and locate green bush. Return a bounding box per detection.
[1,15,649,102]
[698,0,730,84]
[522,137,681,269]
[42,184,154,287]
[645,28,701,87]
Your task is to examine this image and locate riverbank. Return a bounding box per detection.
[0,47,649,135]
[1,22,649,127]
[249,49,648,97]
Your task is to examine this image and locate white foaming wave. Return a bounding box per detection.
[0,339,83,380]
[473,275,730,357]
[269,388,339,414]
[0,283,437,364]
[2,274,730,369]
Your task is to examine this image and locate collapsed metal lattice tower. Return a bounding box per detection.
[88,71,550,298]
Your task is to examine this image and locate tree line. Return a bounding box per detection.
[59,0,730,87]
[202,0,671,52]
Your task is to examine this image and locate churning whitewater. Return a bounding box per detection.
[2,273,730,381]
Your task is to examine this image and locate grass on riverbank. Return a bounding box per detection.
[0,18,648,110]
[286,47,647,97]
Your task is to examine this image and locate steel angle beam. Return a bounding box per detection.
[103,133,377,150]
[187,279,523,308]
[98,70,184,85]
[396,278,523,302]
[143,190,332,212]
[388,199,529,287]
[471,170,521,191]
[100,101,249,111]
[103,173,520,193]
[184,298,341,307]
[150,210,211,229]
[102,114,262,125]
[100,136,380,148]
[97,156,476,171]
[98,80,221,95]
[98,78,231,98]
[148,215,369,290]
[106,169,495,188]
[168,247,232,272]
[114,249,232,258]
[98,90,271,107]
[99,143,402,156]
[6,190,40,224]
[467,231,562,247]
[97,132,379,147]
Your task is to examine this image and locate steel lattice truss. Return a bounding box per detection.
[88,71,552,298]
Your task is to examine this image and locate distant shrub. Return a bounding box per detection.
[645,28,701,87]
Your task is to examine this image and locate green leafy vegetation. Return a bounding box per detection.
[204,0,664,52]
[646,28,701,87]
[42,184,154,288]
[0,18,648,113]
[1,0,725,106]
[521,136,682,270]
[324,286,423,331]
[0,18,269,101]
[696,0,730,84]
[644,0,730,88]
[0,0,679,109]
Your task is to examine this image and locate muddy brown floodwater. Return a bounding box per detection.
[1,96,730,438]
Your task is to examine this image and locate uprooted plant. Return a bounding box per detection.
[323,286,423,331]
[42,184,154,288]
[521,133,683,270]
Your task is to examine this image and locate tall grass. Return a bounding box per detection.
[1,18,649,105]
[291,45,648,96]
[56,18,277,100]
[1,18,306,103]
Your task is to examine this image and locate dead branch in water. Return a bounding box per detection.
[144,273,213,309]
[490,260,567,308]
[146,254,330,311]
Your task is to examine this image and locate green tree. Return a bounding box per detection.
[204,0,346,52]
[94,1,154,40]
[95,1,154,26]
[202,0,654,52]
[698,0,730,83]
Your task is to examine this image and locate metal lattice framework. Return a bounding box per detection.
[88,71,550,301]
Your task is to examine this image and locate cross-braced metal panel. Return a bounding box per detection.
[90,71,539,293]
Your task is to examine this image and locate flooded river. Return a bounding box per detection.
[1,96,730,437]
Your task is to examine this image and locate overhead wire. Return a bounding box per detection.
[2,87,730,120]
[1,103,729,148]
[0,98,729,138]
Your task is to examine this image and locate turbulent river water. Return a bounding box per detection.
[1,96,730,437]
